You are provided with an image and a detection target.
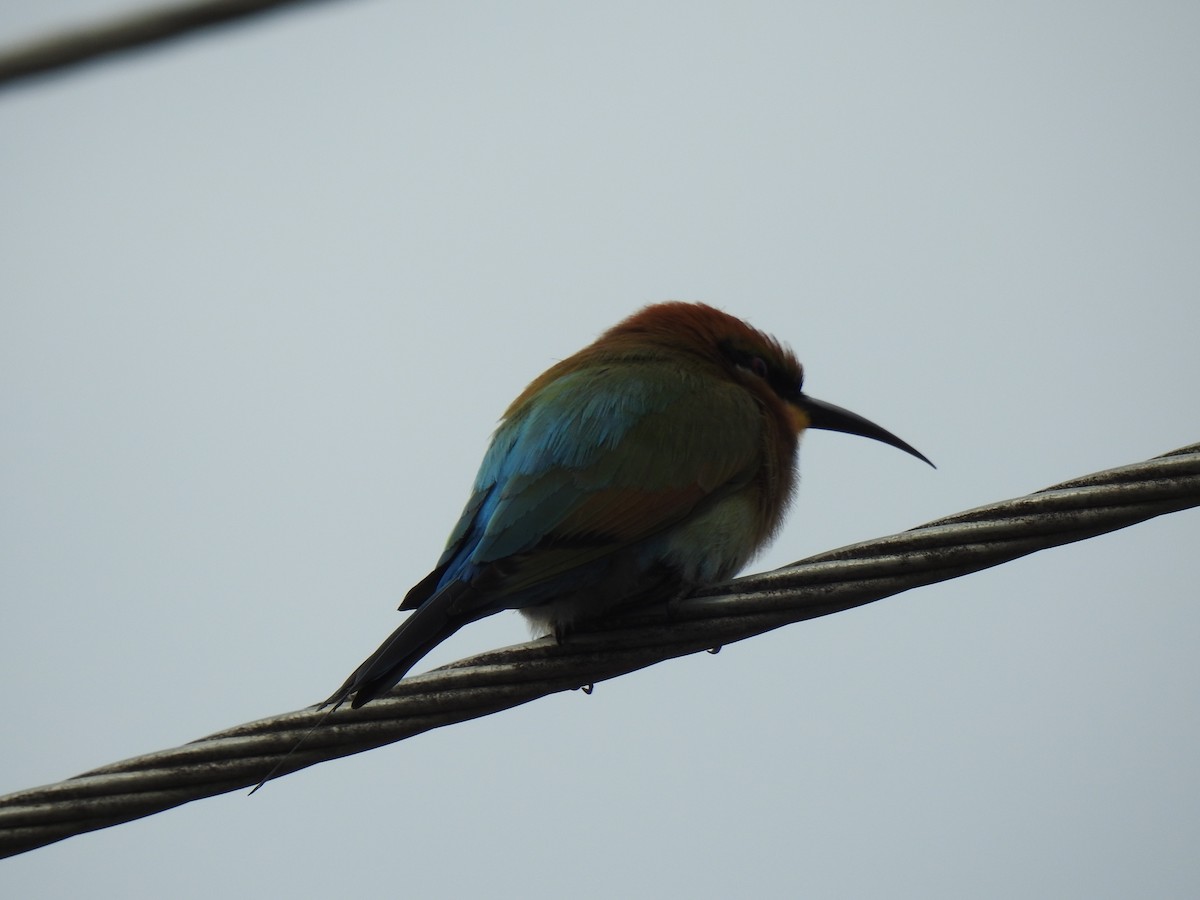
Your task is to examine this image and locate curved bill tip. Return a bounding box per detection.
[796,393,935,468]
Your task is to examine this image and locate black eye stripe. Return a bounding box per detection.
[718,339,803,398]
[718,339,758,372]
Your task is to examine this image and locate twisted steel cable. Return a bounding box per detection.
[1,442,1197,858]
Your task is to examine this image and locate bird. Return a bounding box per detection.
[324,301,932,711]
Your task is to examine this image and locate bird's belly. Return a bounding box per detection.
[519,490,762,637]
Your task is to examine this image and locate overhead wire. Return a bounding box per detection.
[0,0,338,89]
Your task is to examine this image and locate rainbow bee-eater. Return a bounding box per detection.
[329,302,931,709]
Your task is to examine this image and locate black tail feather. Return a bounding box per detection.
[325,580,482,709]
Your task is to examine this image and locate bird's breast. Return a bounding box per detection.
[517,482,766,636]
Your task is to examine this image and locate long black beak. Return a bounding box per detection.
[796,393,934,467]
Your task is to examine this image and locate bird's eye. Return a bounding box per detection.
[749,356,769,379]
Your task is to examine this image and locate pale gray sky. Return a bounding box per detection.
[2,2,1198,897]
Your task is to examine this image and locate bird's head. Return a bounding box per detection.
[609,301,933,467]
